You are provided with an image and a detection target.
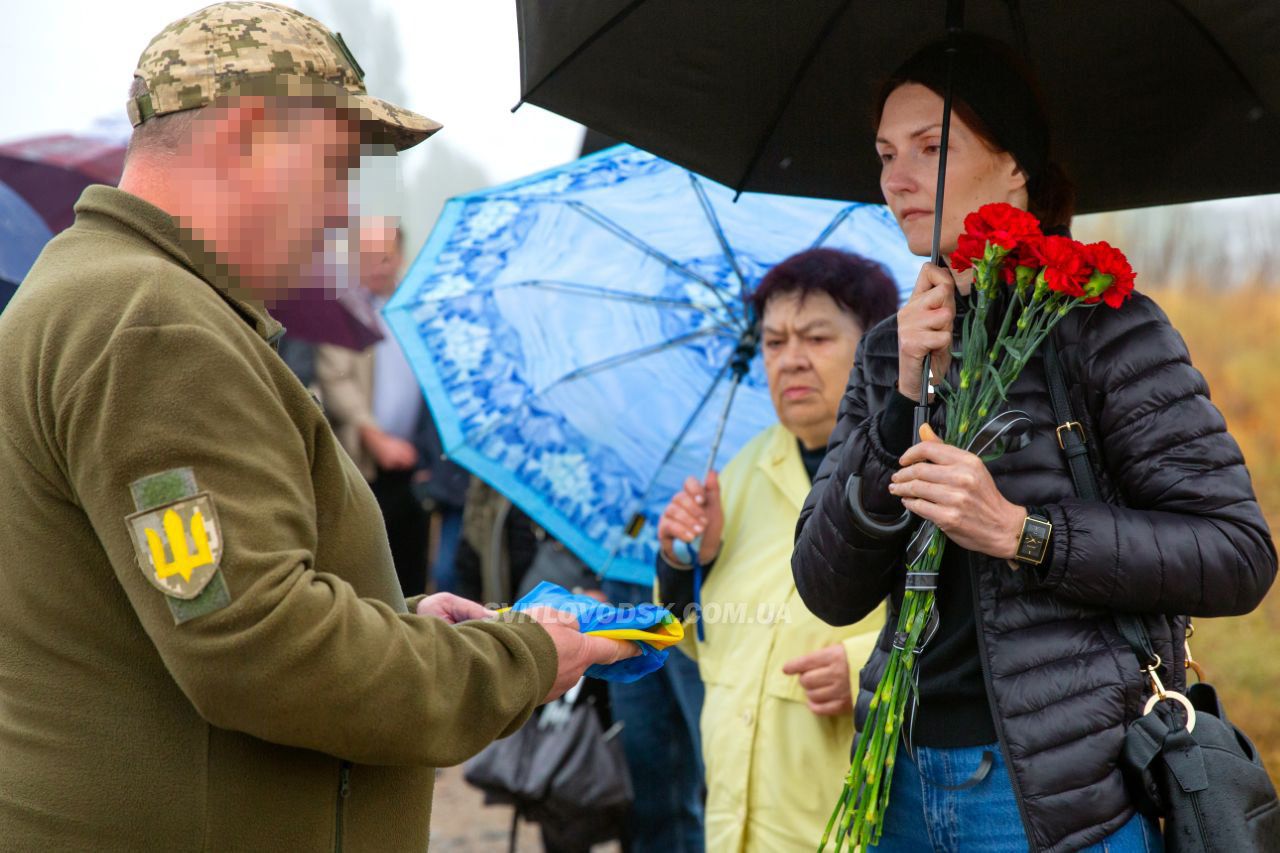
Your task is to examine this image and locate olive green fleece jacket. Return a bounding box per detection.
[0,186,558,852]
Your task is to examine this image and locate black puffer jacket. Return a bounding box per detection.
[792,291,1276,852]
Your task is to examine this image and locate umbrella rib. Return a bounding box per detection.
[515,0,651,109]
[809,204,860,249]
[560,201,745,321]
[599,354,737,578]
[731,0,856,196]
[1162,0,1269,111]
[538,326,728,393]
[460,327,732,449]
[688,173,750,301]
[415,277,728,321]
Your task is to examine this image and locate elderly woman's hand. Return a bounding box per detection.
[888,424,1026,560]
[657,472,724,565]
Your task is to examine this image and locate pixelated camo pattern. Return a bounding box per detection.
[129,1,438,149]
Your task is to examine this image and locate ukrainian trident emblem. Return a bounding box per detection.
[126,494,223,599]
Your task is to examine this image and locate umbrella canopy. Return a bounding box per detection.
[384,144,919,584]
[0,180,54,312]
[515,0,1280,213]
[0,133,127,233]
[267,288,383,351]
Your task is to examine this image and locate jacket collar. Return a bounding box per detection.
[72,186,284,346]
[757,422,811,511]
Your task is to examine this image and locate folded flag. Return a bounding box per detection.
[509,581,684,682]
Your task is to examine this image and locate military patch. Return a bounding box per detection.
[126,494,223,600]
[126,468,233,624]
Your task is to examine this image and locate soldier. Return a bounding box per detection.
[0,3,632,850]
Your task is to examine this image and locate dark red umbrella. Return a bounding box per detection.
[0,129,380,350]
[266,286,383,352]
[0,134,126,234]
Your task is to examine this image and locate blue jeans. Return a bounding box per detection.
[603,579,706,853]
[874,741,1163,852]
[431,508,462,594]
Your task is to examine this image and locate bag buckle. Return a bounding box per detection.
[1056,421,1085,449]
[1141,654,1197,732]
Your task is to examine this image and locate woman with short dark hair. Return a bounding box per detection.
[657,246,898,853]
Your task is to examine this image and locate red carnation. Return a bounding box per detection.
[1082,240,1136,308]
[1001,236,1045,286]
[950,203,1042,271]
[1024,235,1090,297]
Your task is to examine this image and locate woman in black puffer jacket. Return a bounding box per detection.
[792,36,1276,853]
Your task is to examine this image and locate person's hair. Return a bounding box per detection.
[874,35,1076,233]
[749,248,899,333]
[124,77,204,160]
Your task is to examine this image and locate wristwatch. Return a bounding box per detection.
[1013,507,1052,566]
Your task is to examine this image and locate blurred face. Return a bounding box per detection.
[761,291,863,450]
[359,223,404,298]
[179,99,364,298]
[876,83,1028,257]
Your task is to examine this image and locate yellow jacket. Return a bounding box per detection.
[670,423,884,853]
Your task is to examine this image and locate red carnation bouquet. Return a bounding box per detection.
[821,204,1135,850]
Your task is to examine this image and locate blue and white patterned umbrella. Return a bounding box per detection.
[385,145,918,585]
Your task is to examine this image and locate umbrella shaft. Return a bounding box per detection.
[929,6,963,267]
[704,371,743,479]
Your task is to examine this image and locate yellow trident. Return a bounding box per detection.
[145,508,215,584]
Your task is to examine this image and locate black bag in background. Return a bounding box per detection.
[463,680,632,851]
[1044,338,1280,852]
[516,538,601,600]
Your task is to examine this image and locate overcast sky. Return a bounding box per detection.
[0,0,585,252]
[4,0,1277,286]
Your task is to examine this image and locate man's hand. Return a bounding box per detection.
[889,423,1025,559]
[524,607,640,703]
[360,424,418,471]
[782,643,853,716]
[657,472,724,565]
[415,593,496,624]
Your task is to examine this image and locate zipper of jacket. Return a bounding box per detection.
[334,761,351,853]
[968,553,1039,848]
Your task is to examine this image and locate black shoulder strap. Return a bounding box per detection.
[1043,337,1160,670]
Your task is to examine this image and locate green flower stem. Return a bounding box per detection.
[818,243,1097,851]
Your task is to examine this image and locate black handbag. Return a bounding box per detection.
[463,680,632,850]
[1043,337,1280,852]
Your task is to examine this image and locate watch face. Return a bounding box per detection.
[1018,517,1052,563]
[1017,534,1045,560]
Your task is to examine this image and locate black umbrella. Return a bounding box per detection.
[517,0,1280,535]
[515,0,1280,215]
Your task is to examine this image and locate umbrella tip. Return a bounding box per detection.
[511,99,525,114]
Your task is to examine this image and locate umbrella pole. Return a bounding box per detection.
[672,331,756,641]
[846,0,964,539]
[919,0,965,427]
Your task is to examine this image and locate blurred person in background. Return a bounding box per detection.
[602,565,706,851]
[416,414,470,595]
[317,221,436,596]
[656,248,898,852]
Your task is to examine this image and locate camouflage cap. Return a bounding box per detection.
[127,1,440,150]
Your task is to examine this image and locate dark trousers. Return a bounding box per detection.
[370,468,429,598]
[602,579,706,853]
